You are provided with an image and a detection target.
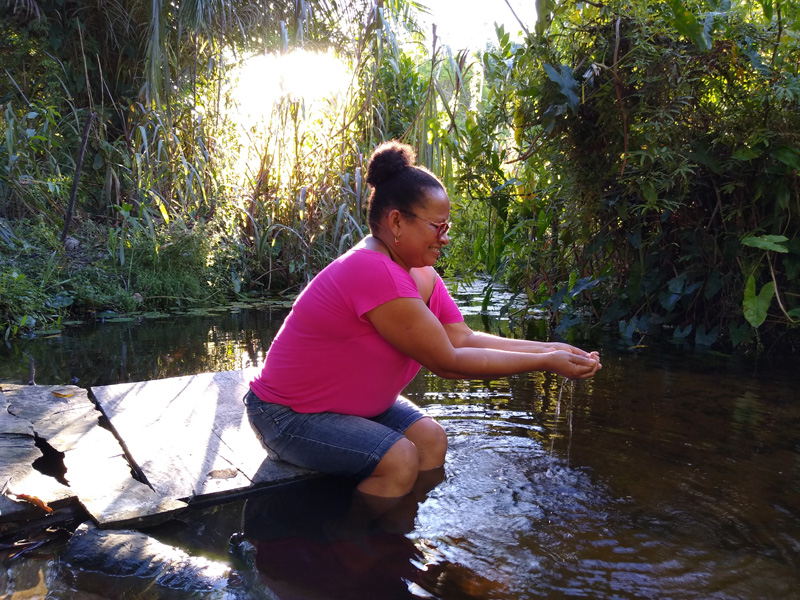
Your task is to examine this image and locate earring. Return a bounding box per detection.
[394,236,400,245]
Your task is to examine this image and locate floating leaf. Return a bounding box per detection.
[743,276,774,328]
[3,491,53,514]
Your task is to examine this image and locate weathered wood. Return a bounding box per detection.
[91,368,310,504]
[2,384,186,528]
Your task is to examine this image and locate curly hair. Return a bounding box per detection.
[365,141,444,233]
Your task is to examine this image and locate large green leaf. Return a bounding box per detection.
[743,276,774,328]
[695,325,719,347]
[535,0,554,39]
[741,235,789,253]
[732,145,764,160]
[728,322,752,347]
[772,146,800,171]
[757,0,774,20]
[543,63,580,112]
[666,0,712,50]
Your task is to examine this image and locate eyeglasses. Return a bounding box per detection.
[400,210,452,238]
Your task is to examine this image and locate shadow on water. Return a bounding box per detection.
[236,475,507,600]
[2,298,800,599]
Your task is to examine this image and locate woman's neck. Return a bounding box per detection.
[365,235,409,271]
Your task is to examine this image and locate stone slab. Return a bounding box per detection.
[0,386,75,525]
[1,384,186,528]
[91,368,310,503]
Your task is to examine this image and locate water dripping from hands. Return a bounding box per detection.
[547,378,575,478]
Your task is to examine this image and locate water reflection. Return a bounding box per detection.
[239,476,506,599]
[0,306,288,386]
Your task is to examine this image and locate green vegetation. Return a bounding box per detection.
[449,0,800,352]
[1,0,798,352]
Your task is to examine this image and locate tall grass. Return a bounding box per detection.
[0,0,483,337]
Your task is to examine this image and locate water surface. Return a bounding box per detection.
[1,288,799,599]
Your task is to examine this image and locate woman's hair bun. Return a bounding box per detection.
[366,141,416,187]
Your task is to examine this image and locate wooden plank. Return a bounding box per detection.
[2,384,186,528]
[91,368,310,504]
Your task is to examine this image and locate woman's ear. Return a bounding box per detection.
[386,208,403,237]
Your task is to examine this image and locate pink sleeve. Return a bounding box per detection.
[430,275,464,324]
[341,254,421,318]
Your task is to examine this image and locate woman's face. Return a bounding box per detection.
[396,186,451,269]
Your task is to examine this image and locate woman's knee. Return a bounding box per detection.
[404,417,447,469]
[361,438,419,497]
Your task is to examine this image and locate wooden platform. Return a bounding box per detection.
[0,370,311,531]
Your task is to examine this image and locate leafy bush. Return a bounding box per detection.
[448,0,800,351]
[0,267,50,338]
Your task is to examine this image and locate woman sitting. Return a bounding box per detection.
[246,141,601,502]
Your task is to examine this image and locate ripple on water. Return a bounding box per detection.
[412,404,800,600]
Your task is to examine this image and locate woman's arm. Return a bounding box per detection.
[444,321,595,357]
[365,298,601,380]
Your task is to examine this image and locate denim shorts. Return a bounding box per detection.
[244,390,426,480]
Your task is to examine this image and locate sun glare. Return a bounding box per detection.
[232,49,353,122]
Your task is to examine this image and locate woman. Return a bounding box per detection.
[246,141,601,501]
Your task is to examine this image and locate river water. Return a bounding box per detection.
[1,284,799,599]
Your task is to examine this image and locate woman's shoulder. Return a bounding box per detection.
[338,246,394,270]
[333,247,415,288]
[409,266,438,304]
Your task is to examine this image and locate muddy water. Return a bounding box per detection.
[1,293,799,599]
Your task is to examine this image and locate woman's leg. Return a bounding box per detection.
[357,416,447,498]
[245,392,403,482]
[356,437,419,497]
[403,417,447,470]
[246,393,445,499]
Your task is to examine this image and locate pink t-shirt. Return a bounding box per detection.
[250,247,463,417]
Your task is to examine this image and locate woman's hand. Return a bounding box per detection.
[541,341,595,357]
[544,350,602,379]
